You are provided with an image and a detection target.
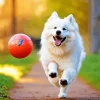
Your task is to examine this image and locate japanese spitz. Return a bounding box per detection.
[39,11,86,98]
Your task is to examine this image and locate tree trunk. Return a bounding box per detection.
[12,0,16,34]
[90,0,100,53]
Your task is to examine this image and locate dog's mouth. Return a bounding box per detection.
[53,36,66,46]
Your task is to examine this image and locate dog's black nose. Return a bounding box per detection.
[56,30,61,35]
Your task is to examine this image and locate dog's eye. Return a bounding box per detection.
[54,27,57,29]
[62,28,66,30]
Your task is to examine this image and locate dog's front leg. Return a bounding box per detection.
[60,67,76,85]
[48,62,58,78]
[58,67,76,98]
[58,85,68,98]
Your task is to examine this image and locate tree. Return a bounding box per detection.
[12,0,16,34]
[90,0,100,53]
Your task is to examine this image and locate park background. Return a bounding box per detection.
[0,0,100,99]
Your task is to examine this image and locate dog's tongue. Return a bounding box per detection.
[55,39,61,46]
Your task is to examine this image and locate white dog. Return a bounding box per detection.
[39,11,86,98]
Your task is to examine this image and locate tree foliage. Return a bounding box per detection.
[22,0,89,37]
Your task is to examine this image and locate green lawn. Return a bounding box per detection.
[0,50,38,99]
[79,54,100,90]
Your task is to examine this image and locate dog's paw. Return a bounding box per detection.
[49,72,57,78]
[58,93,67,99]
[60,79,68,86]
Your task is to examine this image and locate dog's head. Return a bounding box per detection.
[42,11,79,47]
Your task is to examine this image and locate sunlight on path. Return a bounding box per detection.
[0,64,23,80]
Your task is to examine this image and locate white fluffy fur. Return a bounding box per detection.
[39,11,86,98]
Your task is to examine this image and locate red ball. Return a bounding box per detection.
[8,33,33,58]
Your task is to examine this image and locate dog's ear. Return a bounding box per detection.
[48,11,59,22]
[66,14,75,25]
[64,14,79,30]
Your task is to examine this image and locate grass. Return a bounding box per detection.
[0,50,38,74]
[0,74,14,100]
[0,50,38,99]
[79,54,100,90]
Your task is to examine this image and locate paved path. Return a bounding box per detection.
[9,63,100,100]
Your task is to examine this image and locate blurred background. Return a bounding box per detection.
[0,0,89,52]
[0,0,100,99]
